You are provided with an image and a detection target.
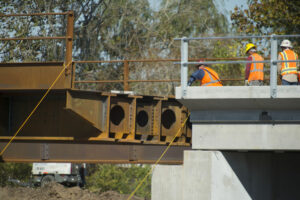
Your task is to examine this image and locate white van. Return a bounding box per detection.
[31,163,83,186]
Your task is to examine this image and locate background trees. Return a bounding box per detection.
[231,0,300,35]
[0,163,32,187]
[1,0,298,93]
[0,0,231,95]
[231,0,300,55]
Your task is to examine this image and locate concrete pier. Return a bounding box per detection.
[152,86,300,199]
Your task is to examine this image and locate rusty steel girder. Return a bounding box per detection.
[65,89,191,145]
[0,89,191,163]
[0,62,72,90]
[0,141,190,164]
[0,89,191,146]
[0,61,191,163]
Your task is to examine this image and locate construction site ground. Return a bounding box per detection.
[0,182,144,200]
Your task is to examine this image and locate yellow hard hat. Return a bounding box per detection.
[245,43,256,54]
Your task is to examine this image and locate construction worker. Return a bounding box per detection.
[79,163,87,188]
[187,60,222,86]
[244,43,264,86]
[277,39,299,85]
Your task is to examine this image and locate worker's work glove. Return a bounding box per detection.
[244,80,249,86]
[188,76,195,86]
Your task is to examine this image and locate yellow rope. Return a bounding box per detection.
[0,62,70,157]
[126,113,190,200]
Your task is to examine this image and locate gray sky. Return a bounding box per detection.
[149,0,248,22]
[215,0,248,22]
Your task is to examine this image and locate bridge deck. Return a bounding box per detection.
[176,86,300,150]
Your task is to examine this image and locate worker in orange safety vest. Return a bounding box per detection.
[187,60,222,86]
[277,39,299,85]
[244,43,264,86]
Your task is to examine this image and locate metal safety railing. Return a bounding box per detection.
[0,11,74,68]
[175,34,300,98]
[2,12,300,97]
[72,58,251,91]
[73,59,180,91]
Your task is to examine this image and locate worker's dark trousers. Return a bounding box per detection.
[282,79,298,85]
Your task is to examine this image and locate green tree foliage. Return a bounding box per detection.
[86,164,151,199]
[230,0,300,53]
[75,0,154,92]
[210,40,244,86]
[231,0,300,35]
[154,0,228,50]
[128,0,229,94]
[0,163,32,186]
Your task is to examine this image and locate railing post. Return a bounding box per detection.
[270,34,278,98]
[123,60,129,91]
[64,11,74,89]
[71,62,76,89]
[65,11,74,73]
[181,37,188,98]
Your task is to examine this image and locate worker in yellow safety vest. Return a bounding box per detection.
[187,60,222,86]
[244,43,264,86]
[277,39,299,85]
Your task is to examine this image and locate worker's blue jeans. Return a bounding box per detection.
[281,79,298,85]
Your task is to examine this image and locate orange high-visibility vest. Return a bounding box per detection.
[298,72,300,82]
[248,53,264,81]
[279,49,298,76]
[200,66,222,86]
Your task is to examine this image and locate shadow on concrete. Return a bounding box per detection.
[223,151,300,200]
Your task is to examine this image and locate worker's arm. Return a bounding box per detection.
[245,56,252,80]
[277,54,282,74]
[188,69,204,86]
[296,53,299,70]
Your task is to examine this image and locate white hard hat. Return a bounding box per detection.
[280,39,293,48]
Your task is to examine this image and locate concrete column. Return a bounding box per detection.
[152,165,183,200]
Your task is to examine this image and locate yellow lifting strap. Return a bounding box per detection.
[126,113,190,200]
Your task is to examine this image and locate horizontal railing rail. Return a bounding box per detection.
[0,12,70,17]
[0,36,68,41]
[72,58,255,91]
[174,34,300,41]
[175,60,300,65]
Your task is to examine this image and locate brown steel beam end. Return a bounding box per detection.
[0,142,190,164]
